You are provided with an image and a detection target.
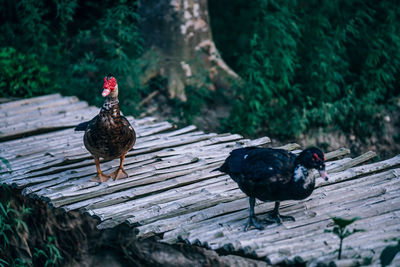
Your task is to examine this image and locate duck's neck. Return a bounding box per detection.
[293,164,309,182]
[291,164,315,198]
[101,96,120,117]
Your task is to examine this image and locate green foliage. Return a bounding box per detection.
[0,157,11,173]
[0,0,142,111]
[2,0,400,141]
[325,216,365,260]
[0,201,31,266]
[172,85,212,126]
[33,236,63,267]
[380,239,400,266]
[66,0,143,108]
[0,47,53,98]
[212,0,400,139]
[0,185,62,267]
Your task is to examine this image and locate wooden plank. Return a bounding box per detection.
[17,155,160,190]
[324,147,350,160]
[136,198,249,238]
[317,154,400,186]
[0,93,62,110]
[46,161,223,208]
[1,94,399,266]
[328,150,376,173]
[0,101,89,127]
[0,121,177,162]
[135,157,376,239]
[203,179,400,254]
[198,191,400,258]
[259,215,400,264]
[86,175,230,215]
[64,164,224,213]
[1,126,209,178]
[277,143,301,151]
[162,169,399,248]
[0,108,99,141]
[0,95,80,117]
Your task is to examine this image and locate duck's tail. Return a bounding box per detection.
[74,121,89,131]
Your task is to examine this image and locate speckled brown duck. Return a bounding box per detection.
[75,75,136,182]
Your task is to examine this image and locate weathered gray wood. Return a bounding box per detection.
[328,150,376,173]
[164,168,399,248]
[134,157,364,238]
[317,154,400,186]
[0,101,89,127]
[46,161,223,208]
[86,175,230,215]
[1,94,399,266]
[0,108,99,140]
[205,178,399,255]
[2,127,213,178]
[0,93,62,111]
[0,96,82,118]
[277,143,301,151]
[324,147,350,160]
[259,215,399,263]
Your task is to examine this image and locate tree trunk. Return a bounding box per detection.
[137,0,240,101]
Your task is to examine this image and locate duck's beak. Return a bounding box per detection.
[102,88,111,97]
[319,170,329,181]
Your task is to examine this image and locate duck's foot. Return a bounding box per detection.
[111,168,129,181]
[244,216,265,231]
[89,173,111,183]
[265,211,295,225]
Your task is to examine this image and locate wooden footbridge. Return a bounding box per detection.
[1,94,399,265]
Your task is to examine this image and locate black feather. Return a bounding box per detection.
[75,121,90,131]
[216,146,327,229]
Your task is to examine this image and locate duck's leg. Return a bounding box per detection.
[111,154,129,180]
[265,201,295,224]
[90,157,111,182]
[244,197,265,231]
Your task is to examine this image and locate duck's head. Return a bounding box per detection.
[296,147,329,181]
[102,75,119,98]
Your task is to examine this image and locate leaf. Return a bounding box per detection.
[0,204,8,218]
[33,248,47,258]
[0,258,9,267]
[0,157,11,172]
[380,242,400,266]
[331,216,360,228]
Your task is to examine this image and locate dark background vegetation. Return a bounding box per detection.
[1,0,399,145]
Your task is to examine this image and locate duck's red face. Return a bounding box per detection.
[102,76,117,97]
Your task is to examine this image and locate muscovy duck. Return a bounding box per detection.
[75,75,136,182]
[216,147,328,231]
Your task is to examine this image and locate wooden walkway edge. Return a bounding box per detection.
[1,94,399,265]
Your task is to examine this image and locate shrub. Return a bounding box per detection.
[213,0,400,139]
[0,47,53,98]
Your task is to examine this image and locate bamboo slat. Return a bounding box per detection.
[0,94,399,266]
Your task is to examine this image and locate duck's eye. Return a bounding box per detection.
[312,153,320,161]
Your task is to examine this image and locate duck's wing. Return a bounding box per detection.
[114,116,136,150]
[217,147,259,180]
[242,148,295,185]
[74,115,99,131]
